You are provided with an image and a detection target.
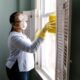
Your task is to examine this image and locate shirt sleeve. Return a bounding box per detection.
[11,35,43,53]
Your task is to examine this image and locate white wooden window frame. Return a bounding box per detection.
[34,0,57,80]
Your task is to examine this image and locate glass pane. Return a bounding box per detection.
[42,17,48,27]
[41,17,56,80]
[44,0,56,14]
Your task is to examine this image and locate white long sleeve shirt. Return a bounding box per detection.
[6,31,43,72]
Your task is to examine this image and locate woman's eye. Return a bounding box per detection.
[16,21,21,23]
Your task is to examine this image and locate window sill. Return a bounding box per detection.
[35,68,51,80]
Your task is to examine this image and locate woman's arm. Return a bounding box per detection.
[11,35,43,53]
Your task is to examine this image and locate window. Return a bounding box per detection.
[23,0,71,80]
[35,0,57,80]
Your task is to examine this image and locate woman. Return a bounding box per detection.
[6,12,48,80]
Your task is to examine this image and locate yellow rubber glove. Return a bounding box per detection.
[35,13,56,39]
[39,27,47,39]
[35,26,47,39]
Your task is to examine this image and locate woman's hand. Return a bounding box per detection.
[35,25,47,39]
[46,22,56,33]
[38,25,48,39]
[35,21,56,39]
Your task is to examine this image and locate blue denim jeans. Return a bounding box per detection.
[6,61,29,80]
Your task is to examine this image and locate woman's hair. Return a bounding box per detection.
[9,11,22,32]
[10,12,18,24]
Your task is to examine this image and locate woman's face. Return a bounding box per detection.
[14,13,28,30]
